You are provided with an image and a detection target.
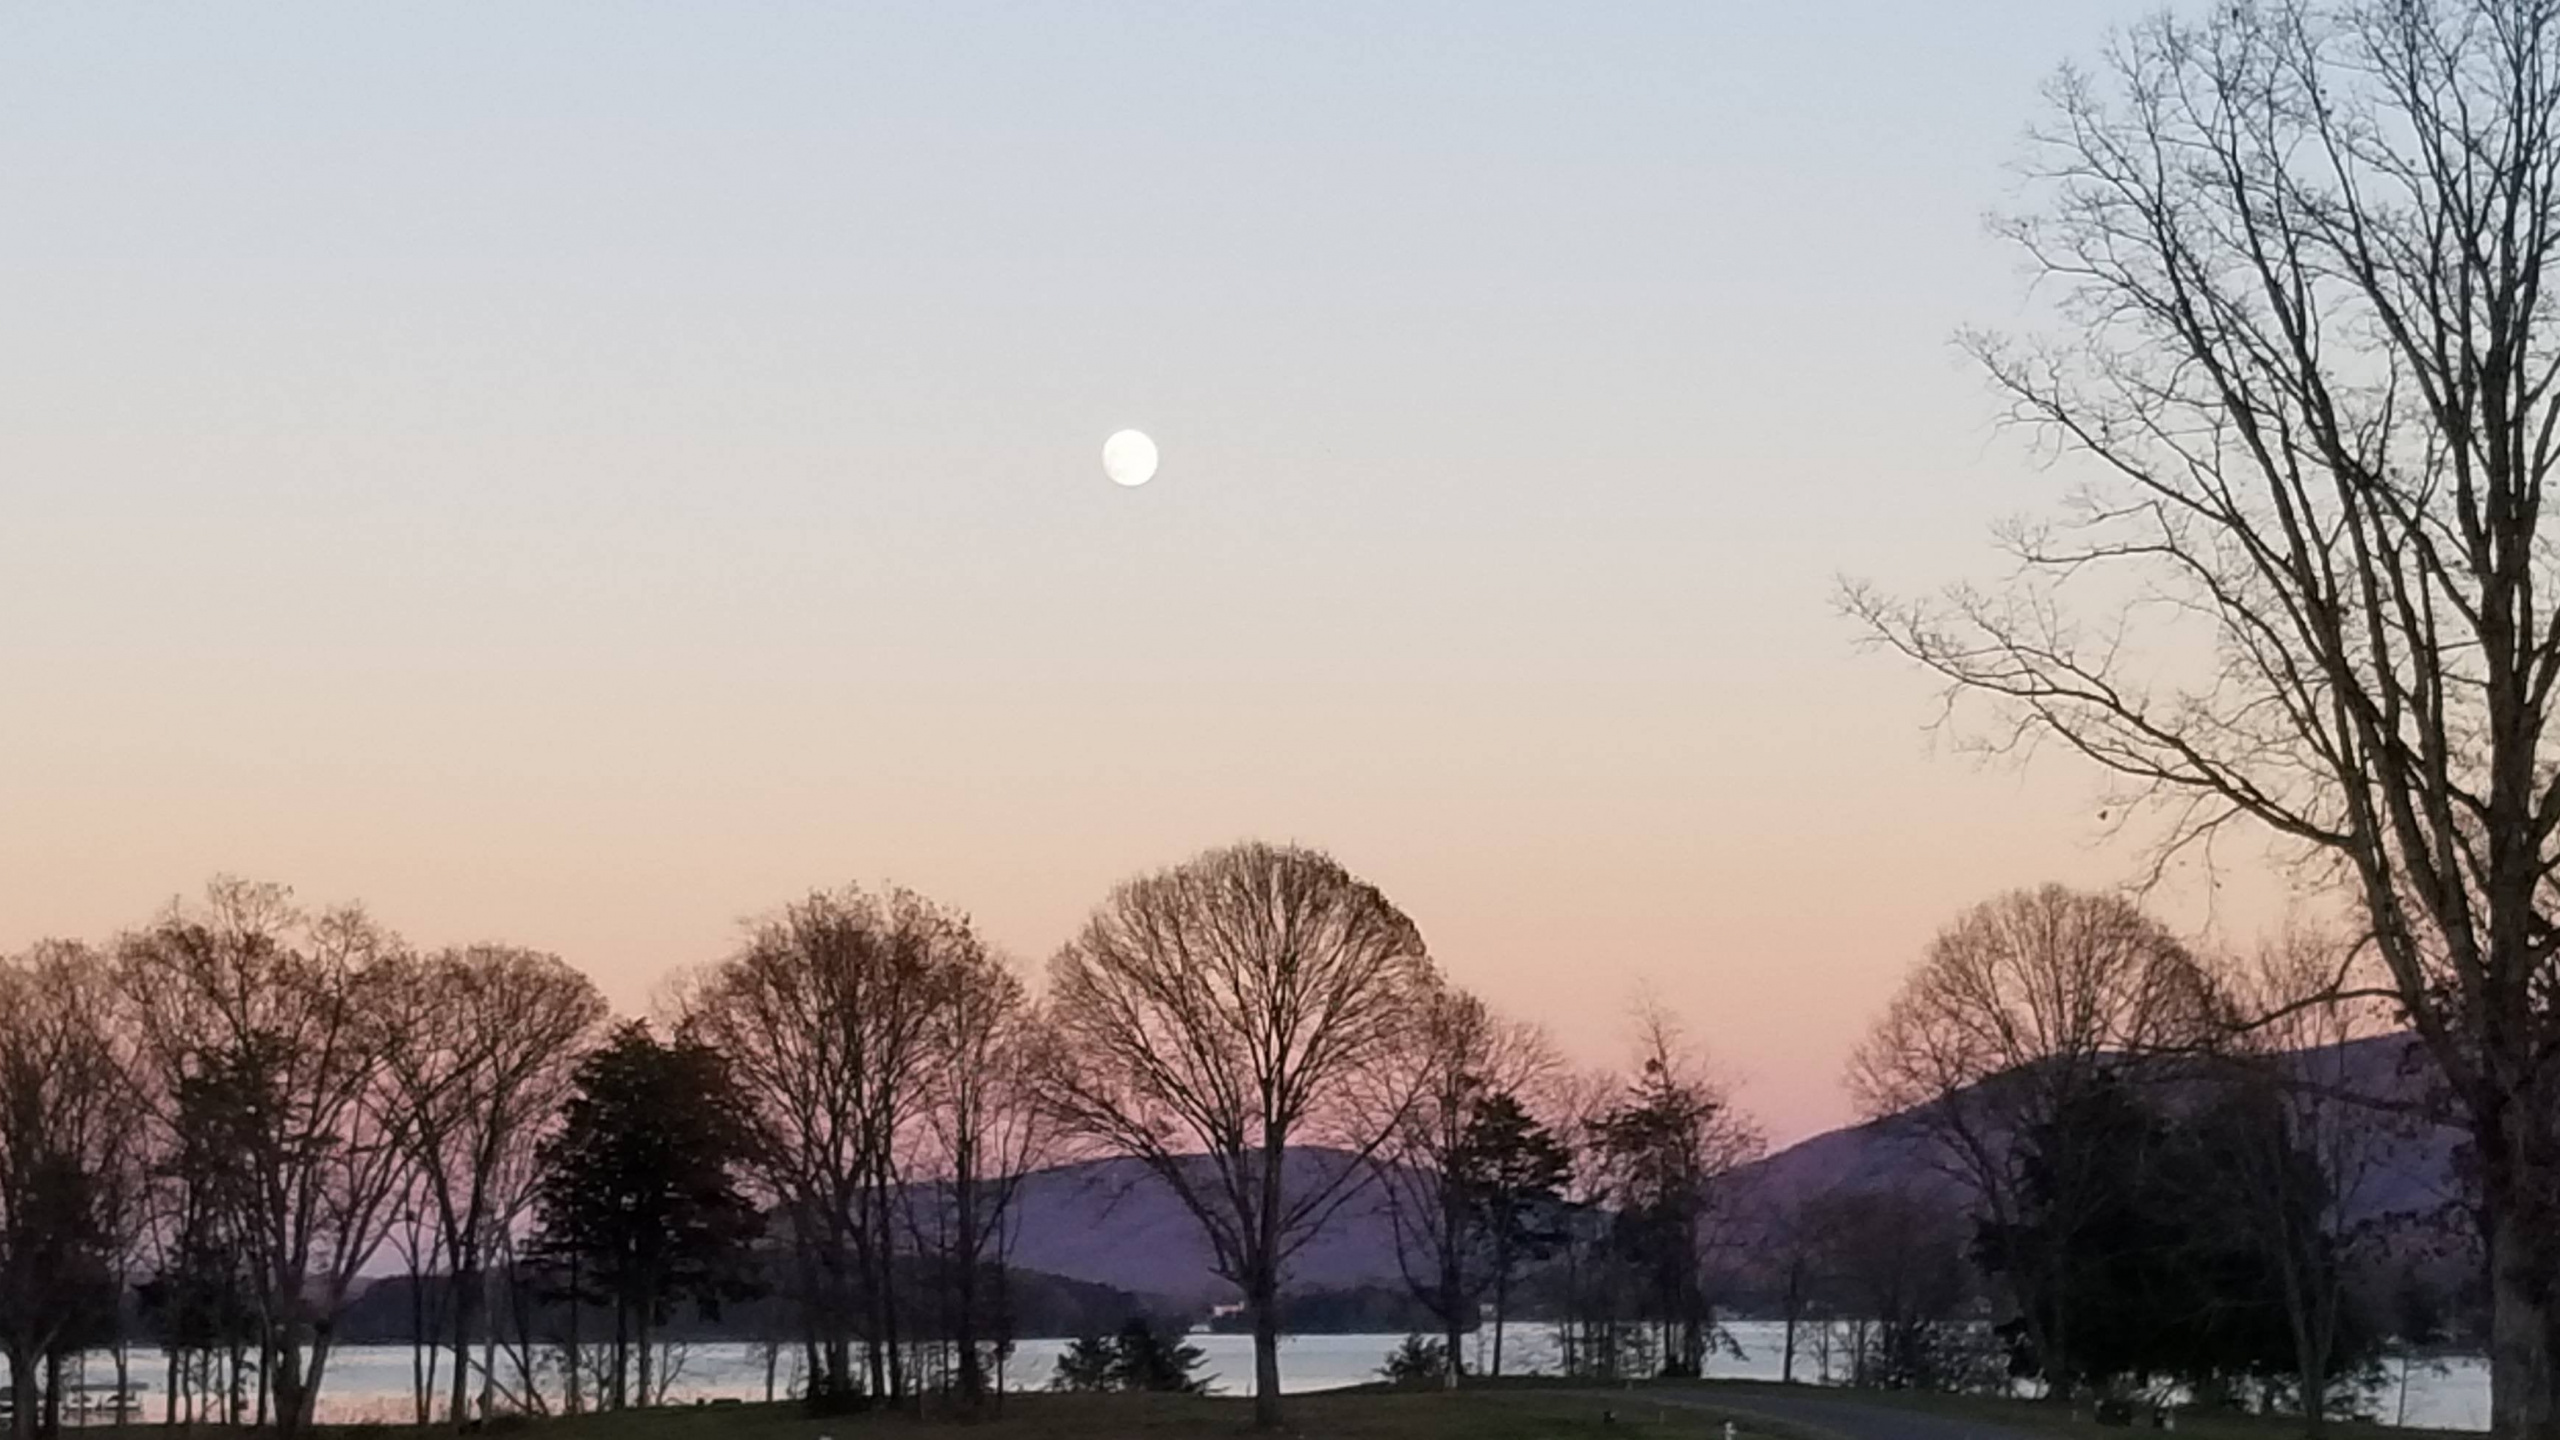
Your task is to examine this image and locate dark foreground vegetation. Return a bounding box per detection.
[41,1379,2493,1440]
[74,1388,1788,1440]
[0,847,1768,1439]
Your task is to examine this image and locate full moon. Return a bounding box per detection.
[1102,429,1159,488]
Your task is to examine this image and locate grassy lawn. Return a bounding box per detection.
[93,1380,2488,1440]
[104,1390,1794,1440]
[1669,1379,2478,1440]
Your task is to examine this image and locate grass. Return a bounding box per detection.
[93,1377,2484,1440]
[1664,1379,2479,1440]
[93,1389,1797,1440]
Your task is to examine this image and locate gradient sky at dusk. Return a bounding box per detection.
[0,1,2293,1145]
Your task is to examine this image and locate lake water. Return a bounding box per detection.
[58,1321,2496,1430]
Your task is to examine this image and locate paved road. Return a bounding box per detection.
[1644,1386,2047,1440]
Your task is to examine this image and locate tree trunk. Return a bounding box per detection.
[1441,1244,1465,1389]
[2278,1256,2328,1438]
[480,1267,499,1423]
[270,1339,305,1440]
[411,1267,431,1425]
[39,1350,59,1440]
[1251,1132,1286,1429]
[1782,1257,1801,1385]
[992,1249,1012,1410]
[449,1253,477,1429]
[877,1184,905,1405]
[1249,1279,1282,1430]
[611,1297,628,1411]
[635,1309,654,1409]
[560,1251,581,1415]
[860,1236,886,1401]
[2488,1201,2558,1440]
[955,1169,984,1401]
[300,1331,336,1434]
[8,1342,37,1440]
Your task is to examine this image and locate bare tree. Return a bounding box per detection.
[1842,3,2560,1430]
[1850,885,2212,1399]
[2203,931,2414,1434]
[1801,1185,1981,1392]
[117,879,414,1440]
[384,1198,444,1425]
[380,945,606,1428]
[1045,840,1437,1429]
[678,885,972,1405]
[0,942,139,1440]
[1367,986,1557,1387]
[907,946,1047,1405]
[1587,1004,1763,1378]
[1547,1065,1633,1382]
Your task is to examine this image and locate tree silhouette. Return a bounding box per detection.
[1046,841,1436,1429]
[531,1023,761,1410]
[1450,1089,1571,1377]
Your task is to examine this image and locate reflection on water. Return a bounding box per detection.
[57,1321,2495,1430]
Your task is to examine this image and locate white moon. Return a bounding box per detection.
[1102,429,1159,487]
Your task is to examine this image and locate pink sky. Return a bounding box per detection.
[0,0,2301,1147]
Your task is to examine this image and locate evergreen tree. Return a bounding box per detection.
[1591,1056,1728,1376]
[1977,1072,2376,1401]
[1046,1319,1211,1394]
[530,1022,762,1410]
[1450,1090,1571,1377]
[1047,1335,1118,1393]
[1109,1318,1212,1394]
[1378,1334,1454,1388]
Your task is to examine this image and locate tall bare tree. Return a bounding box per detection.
[380,945,606,1429]
[1368,987,1556,1386]
[906,946,1048,1405]
[1045,841,1437,1429]
[1850,886,2212,1399]
[117,879,413,1440]
[0,943,138,1440]
[678,885,973,1405]
[1842,3,2560,1430]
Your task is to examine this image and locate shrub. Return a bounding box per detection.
[1049,1319,1214,1394]
[1378,1334,1452,1388]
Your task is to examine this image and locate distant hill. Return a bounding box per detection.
[1720,1033,2469,1232]
[974,1036,2475,1306]
[999,1149,1401,1306]
[337,1261,1176,1346]
[342,1036,2478,1338]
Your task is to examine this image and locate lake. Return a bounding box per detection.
[57,1321,2496,1430]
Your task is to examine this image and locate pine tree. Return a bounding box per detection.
[530,1023,762,1410]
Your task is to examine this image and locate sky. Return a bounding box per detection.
[0,1,2290,1147]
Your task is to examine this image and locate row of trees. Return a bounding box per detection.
[1839,886,2444,1431]
[0,844,1772,1436]
[0,878,1069,1440]
[0,885,613,1440]
[0,881,2477,1437]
